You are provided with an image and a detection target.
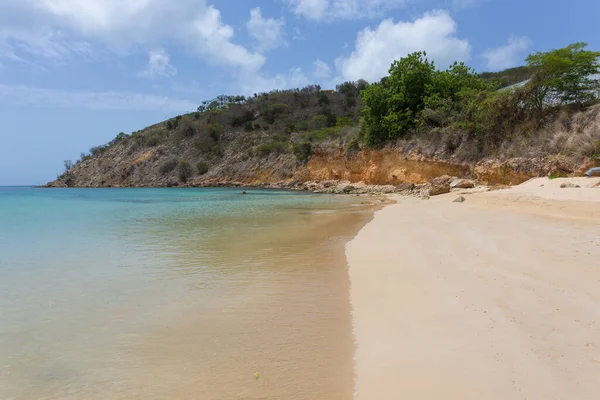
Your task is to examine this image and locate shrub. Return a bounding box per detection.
[345,135,361,155]
[296,120,309,131]
[244,121,254,132]
[89,145,107,156]
[159,159,178,175]
[166,116,181,131]
[309,115,328,130]
[254,141,288,157]
[231,110,256,127]
[196,161,210,175]
[207,123,223,141]
[177,161,193,182]
[194,138,217,154]
[146,133,162,146]
[292,141,312,163]
[177,121,197,137]
[318,92,330,107]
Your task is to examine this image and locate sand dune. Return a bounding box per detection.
[347,177,600,399]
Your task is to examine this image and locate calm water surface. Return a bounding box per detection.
[0,187,374,399]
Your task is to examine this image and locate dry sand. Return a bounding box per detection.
[346,177,600,399]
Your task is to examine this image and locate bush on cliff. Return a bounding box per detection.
[177,161,193,182]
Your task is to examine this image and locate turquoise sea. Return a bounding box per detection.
[0,187,373,400]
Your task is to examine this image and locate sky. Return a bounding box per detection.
[1,0,599,185]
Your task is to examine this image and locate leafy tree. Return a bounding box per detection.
[63,160,73,173]
[177,161,193,182]
[525,42,600,109]
[317,91,330,106]
[361,51,436,146]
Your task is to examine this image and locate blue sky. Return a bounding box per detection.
[1,0,599,185]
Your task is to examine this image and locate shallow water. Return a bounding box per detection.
[0,187,373,399]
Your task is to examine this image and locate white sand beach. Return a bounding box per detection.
[346,177,600,399]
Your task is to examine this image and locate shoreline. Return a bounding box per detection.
[346,177,600,399]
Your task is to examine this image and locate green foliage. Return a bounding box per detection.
[177,121,197,138]
[145,131,164,147]
[549,171,568,179]
[261,103,290,124]
[244,121,254,132]
[309,115,328,129]
[253,141,288,157]
[361,43,599,149]
[89,145,108,156]
[207,123,223,141]
[159,159,178,174]
[480,66,533,88]
[194,138,218,154]
[317,91,330,107]
[292,141,312,163]
[231,110,255,127]
[177,161,193,182]
[296,120,309,131]
[361,51,437,146]
[109,132,129,146]
[336,116,354,127]
[196,161,210,175]
[166,116,181,131]
[526,42,600,108]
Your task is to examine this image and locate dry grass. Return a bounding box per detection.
[546,104,600,158]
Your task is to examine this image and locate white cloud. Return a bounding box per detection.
[237,68,310,95]
[312,59,332,78]
[452,0,483,10]
[139,48,177,78]
[286,0,407,21]
[482,36,531,71]
[247,7,285,52]
[0,0,264,71]
[0,84,196,112]
[335,10,471,82]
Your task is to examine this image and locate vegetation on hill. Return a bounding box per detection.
[55,42,600,187]
[480,66,533,88]
[360,42,600,159]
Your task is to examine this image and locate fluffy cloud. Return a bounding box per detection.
[335,10,471,82]
[237,67,310,95]
[312,59,332,78]
[0,84,196,112]
[0,0,264,71]
[482,36,531,71]
[247,7,286,52]
[139,48,177,78]
[286,0,407,21]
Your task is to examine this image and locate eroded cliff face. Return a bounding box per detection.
[292,149,596,187]
[47,142,597,189]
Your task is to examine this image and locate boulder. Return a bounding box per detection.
[453,196,466,203]
[431,175,455,186]
[560,182,581,188]
[428,185,451,196]
[396,182,415,192]
[450,179,476,189]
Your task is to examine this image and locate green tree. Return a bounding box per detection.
[177,161,193,182]
[525,42,600,109]
[361,51,436,146]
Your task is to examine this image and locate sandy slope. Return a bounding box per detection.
[346,177,600,399]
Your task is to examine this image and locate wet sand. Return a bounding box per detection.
[346,177,600,399]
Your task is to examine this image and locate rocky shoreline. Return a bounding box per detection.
[45,175,483,198]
